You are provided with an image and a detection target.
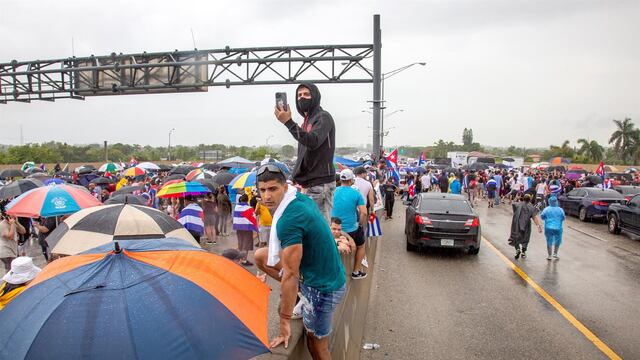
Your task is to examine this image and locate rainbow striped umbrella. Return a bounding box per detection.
[123,166,146,177]
[157,181,210,198]
[229,171,257,189]
[0,239,269,359]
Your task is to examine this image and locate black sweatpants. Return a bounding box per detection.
[385,197,395,217]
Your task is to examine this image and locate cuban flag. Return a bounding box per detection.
[367,213,382,237]
[418,152,427,167]
[178,203,204,235]
[595,161,605,180]
[129,157,138,167]
[385,148,398,169]
[385,148,400,183]
[233,203,258,232]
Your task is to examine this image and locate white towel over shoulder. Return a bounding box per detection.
[267,185,298,267]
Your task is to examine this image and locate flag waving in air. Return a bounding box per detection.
[595,161,605,179]
[385,148,398,169]
[418,152,427,167]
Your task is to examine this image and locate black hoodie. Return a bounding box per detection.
[284,83,336,187]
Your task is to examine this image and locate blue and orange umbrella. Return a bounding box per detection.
[0,239,270,359]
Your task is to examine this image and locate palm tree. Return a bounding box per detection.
[577,139,604,163]
[609,118,635,164]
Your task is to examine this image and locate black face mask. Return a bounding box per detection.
[297,97,313,112]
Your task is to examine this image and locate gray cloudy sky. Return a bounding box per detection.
[1,0,638,150]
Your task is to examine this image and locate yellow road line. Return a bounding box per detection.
[482,236,622,360]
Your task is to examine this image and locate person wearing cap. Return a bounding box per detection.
[353,166,375,215]
[0,257,41,310]
[332,169,368,279]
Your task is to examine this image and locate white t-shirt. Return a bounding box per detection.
[536,183,547,195]
[354,177,373,204]
[421,174,431,188]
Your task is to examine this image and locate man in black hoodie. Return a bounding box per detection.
[274,82,336,222]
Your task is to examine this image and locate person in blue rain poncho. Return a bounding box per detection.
[540,196,565,260]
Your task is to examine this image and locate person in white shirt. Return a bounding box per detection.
[353,167,375,213]
[420,172,431,192]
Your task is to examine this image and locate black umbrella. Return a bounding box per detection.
[493,163,509,169]
[0,179,44,200]
[503,157,515,162]
[415,167,427,175]
[104,194,147,205]
[55,171,71,177]
[164,174,186,182]
[90,177,114,185]
[27,173,51,180]
[157,164,173,171]
[467,162,489,171]
[0,169,26,178]
[212,172,236,186]
[585,175,603,184]
[76,166,94,175]
[195,179,218,192]
[202,163,221,171]
[444,167,459,174]
[24,167,45,174]
[169,165,196,175]
[111,185,145,197]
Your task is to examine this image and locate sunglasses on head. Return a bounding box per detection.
[256,164,283,176]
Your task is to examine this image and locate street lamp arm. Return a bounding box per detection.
[383,62,426,80]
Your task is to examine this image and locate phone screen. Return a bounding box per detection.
[275,92,288,111]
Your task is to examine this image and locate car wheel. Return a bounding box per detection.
[579,207,588,222]
[608,214,621,235]
[406,233,418,252]
[468,247,480,255]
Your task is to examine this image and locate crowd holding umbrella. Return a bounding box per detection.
[5,184,101,218]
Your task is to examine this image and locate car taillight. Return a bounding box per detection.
[464,218,479,227]
[591,201,609,206]
[415,215,432,225]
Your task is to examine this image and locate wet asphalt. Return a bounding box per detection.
[361,198,640,359]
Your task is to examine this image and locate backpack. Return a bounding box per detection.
[469,180,477,189]
[487,181,497,191]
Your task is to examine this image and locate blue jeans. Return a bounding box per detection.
[495,188,501,205]
[299,282,346,339]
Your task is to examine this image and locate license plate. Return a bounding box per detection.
[441,239,455,246]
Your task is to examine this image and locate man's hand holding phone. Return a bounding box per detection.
[274,92,292,124]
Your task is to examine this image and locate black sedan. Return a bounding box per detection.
[404,193,481,254]
[607,194,640,236]
[613,185,640,201]
[558,188,625,222]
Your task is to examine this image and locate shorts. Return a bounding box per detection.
[259,226,271,243]
[348,226,365,247]
[299,282,346,339]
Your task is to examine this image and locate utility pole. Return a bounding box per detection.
[372,14,382,161]
[168,128,175,161]
[20,124,23,145]
[104,141,108,162]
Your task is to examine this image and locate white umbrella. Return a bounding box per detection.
[138,162,160,171]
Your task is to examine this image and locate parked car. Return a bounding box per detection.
[404,193,481,254]
[607,194,640,235]
[612,185,640,201]
[605,172,633,186]
[558,188,625,222]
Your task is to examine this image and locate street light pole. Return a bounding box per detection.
[168,128,175,161]
[380,62,425,150]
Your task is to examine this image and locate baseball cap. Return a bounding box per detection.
[339,169,355,181]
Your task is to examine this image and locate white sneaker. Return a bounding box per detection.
[546,255,552,260]
[292,300,303,320]
[553,254,559,259]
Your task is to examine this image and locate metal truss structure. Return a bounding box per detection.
[0,44,373,103]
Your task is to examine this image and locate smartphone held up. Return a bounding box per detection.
[275,92,288,111]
